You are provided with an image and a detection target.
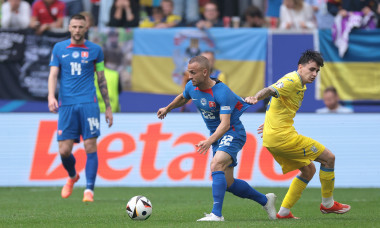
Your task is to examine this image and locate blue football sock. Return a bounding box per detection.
[227,178,268,206]
[211,171,227,217]
[85,152,98,191]
[61,154,76,178]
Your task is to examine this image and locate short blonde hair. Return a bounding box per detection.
[189,56,211,75]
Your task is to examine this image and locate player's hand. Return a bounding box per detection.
[245,96,258,105]
[48,96,59,113]
[196,140,212,155]
[157,107,169,120]
[105,106,113,127]
[257,123,264,138]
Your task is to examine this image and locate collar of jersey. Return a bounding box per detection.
[67,43,88,49]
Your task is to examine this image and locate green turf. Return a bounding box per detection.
[0,187,379,227]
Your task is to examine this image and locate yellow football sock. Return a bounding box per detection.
[281,176,308,209]
[319,167,335,198]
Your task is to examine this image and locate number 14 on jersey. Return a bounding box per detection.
[70,62,82,75]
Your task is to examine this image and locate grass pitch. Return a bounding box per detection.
[0,187,379,227]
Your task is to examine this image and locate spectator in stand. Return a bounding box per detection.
[328,0,377,57]
[279,0,316,29]
[30,0,66,35]
[61,0,83,18]
[108,0,139,28]
[316,87,353,114]
[139,6,166,28]
[305,0,335,29]
[90,0,100,26]
[201,51,227,84]
[327,0,376,17]
[98,0,112,28]
[173,0,199,25]
[242,5,265,27]
[1,0,31,29]
[266,0,283,28]
[157,0,182,28]
[195,1,223,29]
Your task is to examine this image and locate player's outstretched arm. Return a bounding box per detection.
[157,93,189,119]
[245,87,276,104]
[96,70,113,127]
[47,66,60,113]
[196,113,231,155]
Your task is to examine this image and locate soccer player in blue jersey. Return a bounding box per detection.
[157,56,277,222]
[245,50,351,219]
[48,14,113,202]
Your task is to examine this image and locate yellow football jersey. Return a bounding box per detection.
[263,71,306,147]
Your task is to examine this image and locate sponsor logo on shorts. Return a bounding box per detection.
[311,145,318,153]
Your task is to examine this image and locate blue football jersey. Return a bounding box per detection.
[183,80,251,133]
[49,39,104,105]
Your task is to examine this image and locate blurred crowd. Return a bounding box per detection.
[1,0,380,33]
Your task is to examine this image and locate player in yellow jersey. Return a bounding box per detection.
[245,50,351,219]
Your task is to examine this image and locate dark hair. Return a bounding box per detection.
[324,86,337,95]
[70,14,86,22]
[245,5,263,19]
[298,50,324,67]
[189,56,210,74]
[152,6,164,15]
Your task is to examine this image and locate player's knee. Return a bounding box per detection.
[84,140,97,153]
[327,153,335,165]
[300,163,316,180]
[59,149,72,158]
[210,159,226,172]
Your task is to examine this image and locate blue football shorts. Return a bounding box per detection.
[57,102,100,143]
[212,129,246,167]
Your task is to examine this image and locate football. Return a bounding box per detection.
[126,195,152,220]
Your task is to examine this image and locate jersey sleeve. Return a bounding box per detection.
[270,76,296,98]
[216,86,236,115]
[49,44,60,67]
[182,81,192,99]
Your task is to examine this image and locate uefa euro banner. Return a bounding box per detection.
[132,28,267,97]
[318,29,380,101]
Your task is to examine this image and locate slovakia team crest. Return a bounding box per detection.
[209,101,216,108]
[81,51,89,59]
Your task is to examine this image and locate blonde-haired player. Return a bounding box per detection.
[245,50,351,219]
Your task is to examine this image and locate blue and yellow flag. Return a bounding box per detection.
[132,28,267,97]
[319,29,380,101]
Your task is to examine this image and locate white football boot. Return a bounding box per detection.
[197,213,225,222]
[262,193,277,220]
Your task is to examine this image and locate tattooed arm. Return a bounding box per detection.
[244,87,276,105]
[96,70,113,127]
